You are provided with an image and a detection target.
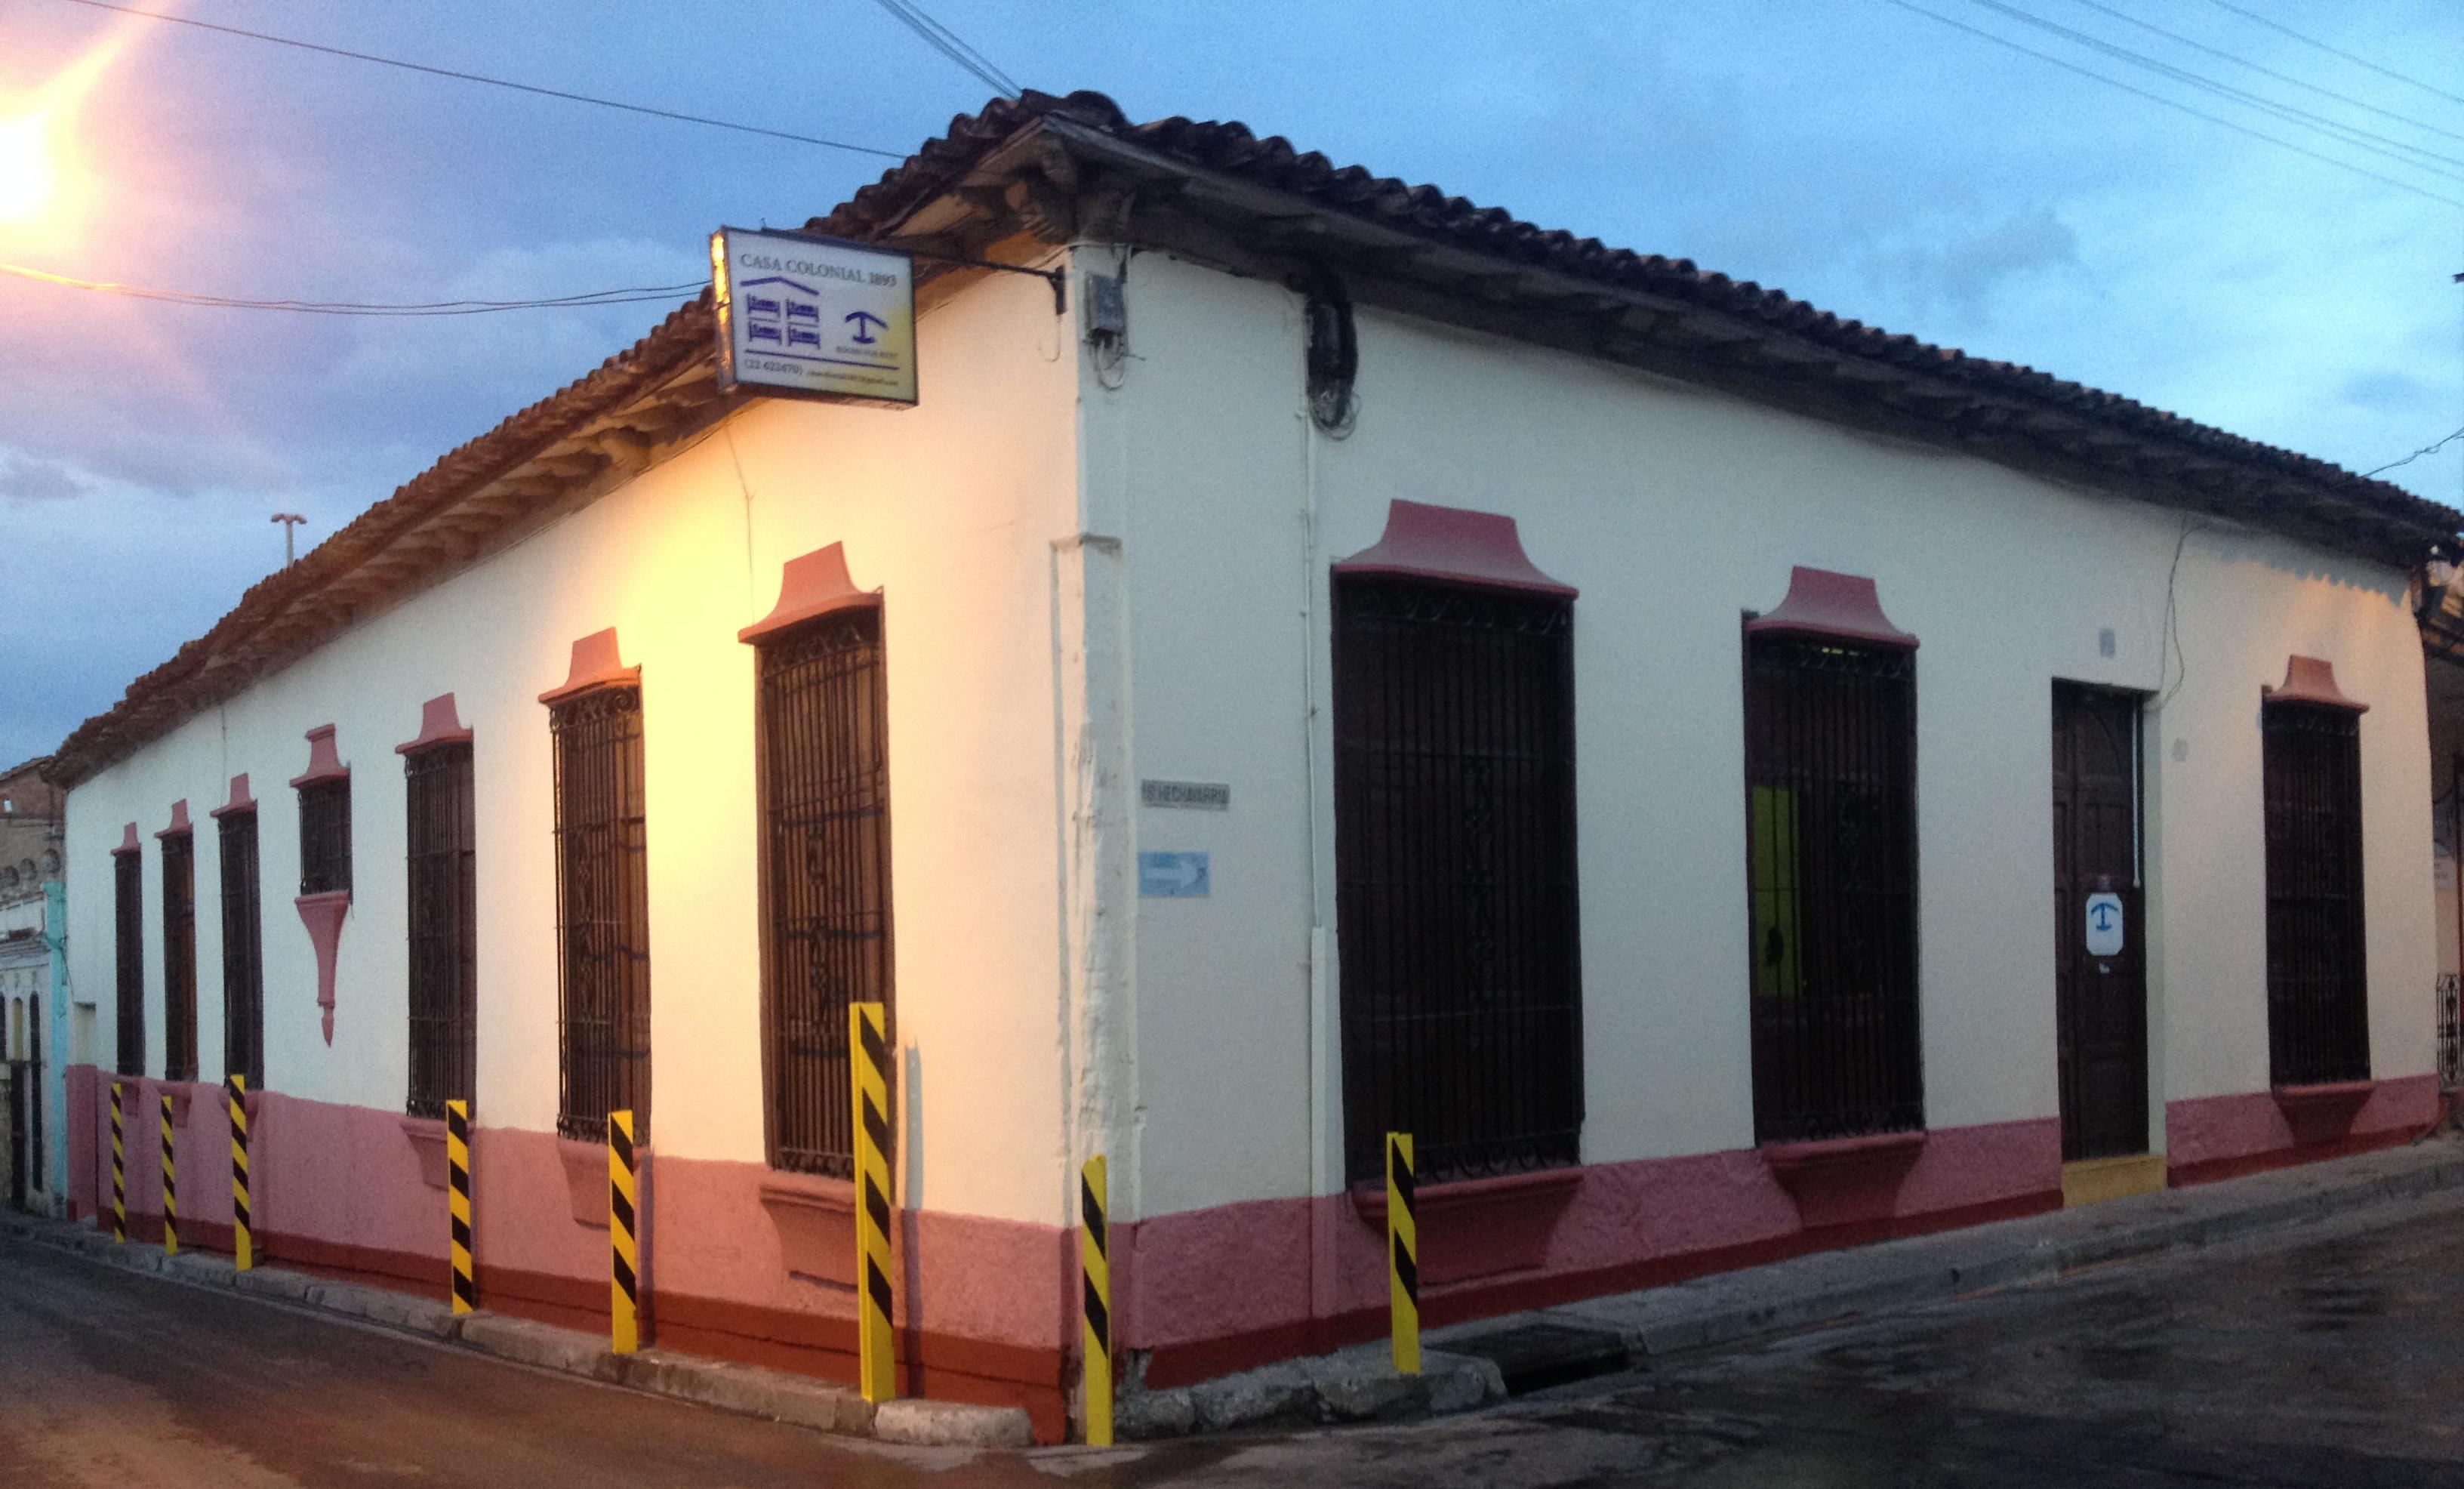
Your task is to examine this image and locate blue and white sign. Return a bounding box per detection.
[711,227,917,405]
[1139,851,1211,899]
[2084,892,2124,958]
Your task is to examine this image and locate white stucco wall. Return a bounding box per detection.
[63,261,1083,1226]
[1100,251,2437,1220]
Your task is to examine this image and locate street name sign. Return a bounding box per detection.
[710,227,917,405]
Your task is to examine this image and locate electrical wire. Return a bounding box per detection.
[2367,424,2464,478]
[1960,0,2464,183]
[51,0,907,159]
[0,260,704,315]
[872,0,1021,100]
[2065,0,2464,148]
[2202,0,2464,113]
[1877,0,2464,210]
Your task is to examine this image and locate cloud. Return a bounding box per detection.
[0,451,91,502]
[1857,207,2088,323]
[2340,369,2437,415]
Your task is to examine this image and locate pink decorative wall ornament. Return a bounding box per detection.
[1746,566,1919,649]
[2265,655,2367,713]
[113,822,140,857]
[288,724,350,788]
[738,542,882,643]
[538,628,640,705]
[297,892,350,1045]
[291,723,351,1045]
[1332,499,1578,596]
[209,774,256,821]
[396,693,475,756]
[2272,1078,2374,1145]
[155,800,191,840]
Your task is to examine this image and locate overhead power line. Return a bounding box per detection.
[2065,0,2464,149]
[1877,0,2464,210]
[0,260,704,315]
[2203,0,2464,113]
[1961,0,2464,183]
[2368,423,2464,478]
[53,0,907,159]
[872,0,1021,100]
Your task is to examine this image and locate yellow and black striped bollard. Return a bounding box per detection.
[1387,1131,1418,1374]
[608,1109,640,1353]
[160,1093,179,1257]
[109,1081,126,1244]
[1080,1155,1113,1446]
[226,1075,252,1271]
[447,1099,476,1314]
[852,1000,895,1403]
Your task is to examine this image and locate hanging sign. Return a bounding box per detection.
[710,227,917,406]
[2084,892,2124,958]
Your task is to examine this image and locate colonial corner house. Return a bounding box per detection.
[37,92,2464,1441]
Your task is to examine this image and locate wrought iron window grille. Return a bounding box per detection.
[405,743,477,1118]
[550,685,650,1143]
[754,609,894,1178]
[160,832,198,1084]
[1742,630,1924,1145]
[218,810,264,1090]
[1331,575,1584,1186]
[297,778,353,898]
[113,847,143,1077]
[2262,701,2370,1087]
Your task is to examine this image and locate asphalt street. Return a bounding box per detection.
[4,1189,2461,1487]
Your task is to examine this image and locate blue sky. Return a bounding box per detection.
[2,0,2460,767]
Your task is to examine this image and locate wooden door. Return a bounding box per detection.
[2053,683,2149,1161]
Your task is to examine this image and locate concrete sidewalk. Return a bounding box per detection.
[11,1133,2463,1447]
[0,1209,1032,1449]
[1116,1132,2464,1436]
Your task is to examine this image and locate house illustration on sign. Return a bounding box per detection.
[739,276,824,350]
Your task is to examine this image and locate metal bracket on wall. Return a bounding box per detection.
[906,246,1068,315]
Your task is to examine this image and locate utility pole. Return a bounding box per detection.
[271,513,306,567]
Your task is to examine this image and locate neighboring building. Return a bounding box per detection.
[2,756,65,1215]
[41,93,2462,1438]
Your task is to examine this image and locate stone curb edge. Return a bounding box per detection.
[0,1215,1031,1450]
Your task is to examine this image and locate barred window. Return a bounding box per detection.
[1744,631,1923,1143]
[406,743,478,1117]
[754,608,892,1176]
[1332,575,1583,1186]
[113,846,143,1077]
[551,686,650,1142]
[297,778,353,896]
[219,809,264,1090]
[161,831,198,1083]
[2262,701,2370,1086]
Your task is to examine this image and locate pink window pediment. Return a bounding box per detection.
[397,693,475,755]
[1332,499,1575,597]
[155,800,192,840]
[741,542,882,644]
[2264,655,2367,714]
[1745,566,1917,649]
[288,724,350,788]
[209,774,256,821]
[539,628,641,706]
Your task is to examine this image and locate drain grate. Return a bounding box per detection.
[1446,1321,1631,1394]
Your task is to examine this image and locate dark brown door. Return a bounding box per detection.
[2053,683,2149,1161]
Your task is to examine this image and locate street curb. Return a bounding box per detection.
[1480,1133,2464,1370]
[0,1213,1028,1450]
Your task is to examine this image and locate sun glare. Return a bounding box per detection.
[0,31,132,243]
[0,109,60,224]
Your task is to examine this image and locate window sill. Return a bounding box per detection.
[1349,1165,1582,1286]
[1760,1129,1927,1230]
[757,1170,859,1288]
[293,891,352,1045]
[400,1114,448,1191]
[2272,1080,2374,1144]
[556,1136,619,1229]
